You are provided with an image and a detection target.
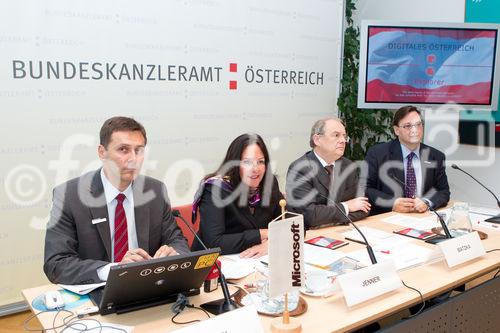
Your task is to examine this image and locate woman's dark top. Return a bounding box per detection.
[192,176,283,254]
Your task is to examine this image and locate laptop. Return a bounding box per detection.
[90,248,220,315]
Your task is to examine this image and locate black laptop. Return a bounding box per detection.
[90,248,220,315]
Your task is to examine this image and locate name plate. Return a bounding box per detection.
[171,305,264,333]
[438,231,485,268]
[337,261,402,307]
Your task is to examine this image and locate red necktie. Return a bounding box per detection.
[114,193,128,262]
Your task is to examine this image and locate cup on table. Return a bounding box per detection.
[305,270,332,294]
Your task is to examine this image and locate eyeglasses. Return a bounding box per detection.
[317,132,350,143]
[398,122,424,130]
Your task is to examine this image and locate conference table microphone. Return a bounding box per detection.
[316,193,377,264]
[171,210,238,315]
[390,174,453,243]
[451,164,500,224]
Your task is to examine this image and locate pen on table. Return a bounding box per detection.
[261,260,329,271]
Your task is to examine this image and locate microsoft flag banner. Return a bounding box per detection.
[366,25,498,105]
[267,214,304,298]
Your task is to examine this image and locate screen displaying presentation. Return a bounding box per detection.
[459,0,500,147]
[358,21,500,110]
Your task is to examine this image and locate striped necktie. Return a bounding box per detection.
[405,152,417,198]
[113,193,128,262]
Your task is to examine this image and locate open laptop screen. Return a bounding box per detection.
[92,248,220,315]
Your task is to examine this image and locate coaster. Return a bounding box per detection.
[431,227,487,240]
[233,288,308,317]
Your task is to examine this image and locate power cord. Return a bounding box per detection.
[61,318,128,333]
[23,308,128,333]
[401,280,426,319]
[170,293,211,325]
[23,309,75,332]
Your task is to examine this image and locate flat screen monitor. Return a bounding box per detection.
[358,21,500,110]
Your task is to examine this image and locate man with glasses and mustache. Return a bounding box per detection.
[364,105,450,215]
[286,117,371,229]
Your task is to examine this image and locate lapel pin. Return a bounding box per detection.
[92,218,107,224]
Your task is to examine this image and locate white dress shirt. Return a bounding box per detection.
[97,169,139,281]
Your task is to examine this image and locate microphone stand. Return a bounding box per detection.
[424,202,454,244]
[172,210,237,315]
[317,193,377,264]
[451,164,500,224]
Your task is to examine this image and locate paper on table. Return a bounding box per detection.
[304,263,331,273]
[470,213,500,231]
[59,282,105,295]
[382,214,441,230]
[469,205,500,230]
[469,206,500,216]
[346,242,440,271]
[171,304,264,333]
[303,243,346,268]
[259,245,346,269]
[220,254,258,279]
[342,226,408,245]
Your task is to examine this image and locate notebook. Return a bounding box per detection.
[90,248,220,315]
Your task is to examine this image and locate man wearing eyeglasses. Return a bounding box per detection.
[286,117,371,228]
[364,105,450,215]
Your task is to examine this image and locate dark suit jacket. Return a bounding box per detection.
[192,176,283,255]
[364,139,450,215]
[286,151,368,229]
[43,169,189,285]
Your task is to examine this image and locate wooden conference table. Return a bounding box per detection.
[23,210,500,332]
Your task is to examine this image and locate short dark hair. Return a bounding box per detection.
[207,133,271,190]
[99,116,147,148]
[392,105,421,126]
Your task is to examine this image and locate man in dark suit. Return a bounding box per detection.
[286,117,371,228]
[44,117,189,285]
[364,105,450,215]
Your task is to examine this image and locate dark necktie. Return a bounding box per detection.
[405,152,417,198]
[114,193,128,262]
[324,164,334,189]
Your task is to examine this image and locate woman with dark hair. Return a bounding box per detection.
[191,133,283,256]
